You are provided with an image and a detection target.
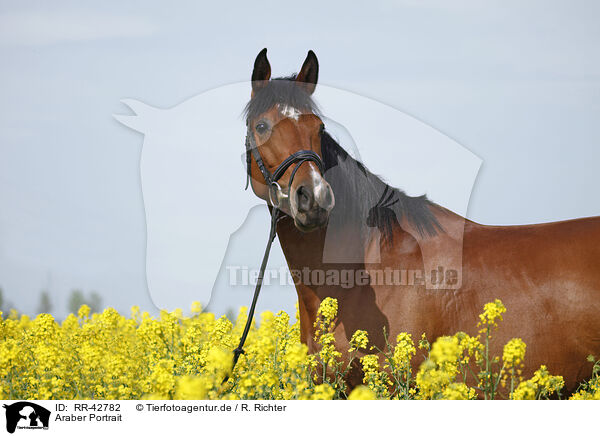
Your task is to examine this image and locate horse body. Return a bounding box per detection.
[243,48,600,395]
[277,203,600,392]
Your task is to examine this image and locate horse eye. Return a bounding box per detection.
[255,122,268,134]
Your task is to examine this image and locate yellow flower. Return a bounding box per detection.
[442,383,476,400]
[360,354,388,397]
[0,296,588,402]
[511,365,564,400]
[478,299,506,330]
[511,380,537,400]
[77,304,91,319]
[415,336,462,399]
[307,384,334,400]
[349,330,369,352]
[317,297,338,324]
[284,343,308,369]
[191,301,202,315]
[348,385,376,400]
[503,338,526,368]
[393,333,416,372]
[418,332,430,351]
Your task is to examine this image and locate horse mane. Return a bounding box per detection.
[320,131,444,242]
[243,75,443,242]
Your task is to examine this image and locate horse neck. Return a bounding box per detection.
[274,216,330,346]
[274,196,468,338]
[274,133,470,341]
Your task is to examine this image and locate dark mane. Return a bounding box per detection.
[243,75,320,122]
[321,131,443,242]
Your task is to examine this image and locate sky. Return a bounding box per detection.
[0,0,599,319]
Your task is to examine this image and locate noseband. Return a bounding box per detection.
[224,126,325,383]
[244,127,325,208]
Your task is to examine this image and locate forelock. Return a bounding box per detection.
[244,75,319,122]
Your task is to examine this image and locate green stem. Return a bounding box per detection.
[510,367,515,398]
[484,326,490,400]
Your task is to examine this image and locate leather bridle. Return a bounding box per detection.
[244,125,325,208]
[224,125,325,382]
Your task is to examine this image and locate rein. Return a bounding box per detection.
[223,127,324,383]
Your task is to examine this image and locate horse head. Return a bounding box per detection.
[244,48,335,232]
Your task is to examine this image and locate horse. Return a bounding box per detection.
[243,48,600,395]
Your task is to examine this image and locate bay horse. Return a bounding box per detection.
[243,48,600,395]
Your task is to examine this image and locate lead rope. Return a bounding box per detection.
[224,129,324,384]
[222,206,280,383]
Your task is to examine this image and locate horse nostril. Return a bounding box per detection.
[295,185,314,213]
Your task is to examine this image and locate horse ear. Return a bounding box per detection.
[251,48,271,95]
[296,50,319,94]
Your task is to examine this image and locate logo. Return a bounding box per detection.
[2,402,50,433]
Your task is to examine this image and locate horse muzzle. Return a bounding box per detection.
[290,178,334,232]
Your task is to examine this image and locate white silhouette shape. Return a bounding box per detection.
[114,82,481,311]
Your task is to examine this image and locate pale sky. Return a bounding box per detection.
[1,0,599,319]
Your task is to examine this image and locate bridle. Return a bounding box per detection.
[244,126,325,208]
[223,124,325,382]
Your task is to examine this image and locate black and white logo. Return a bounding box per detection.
[2,402,50,433]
